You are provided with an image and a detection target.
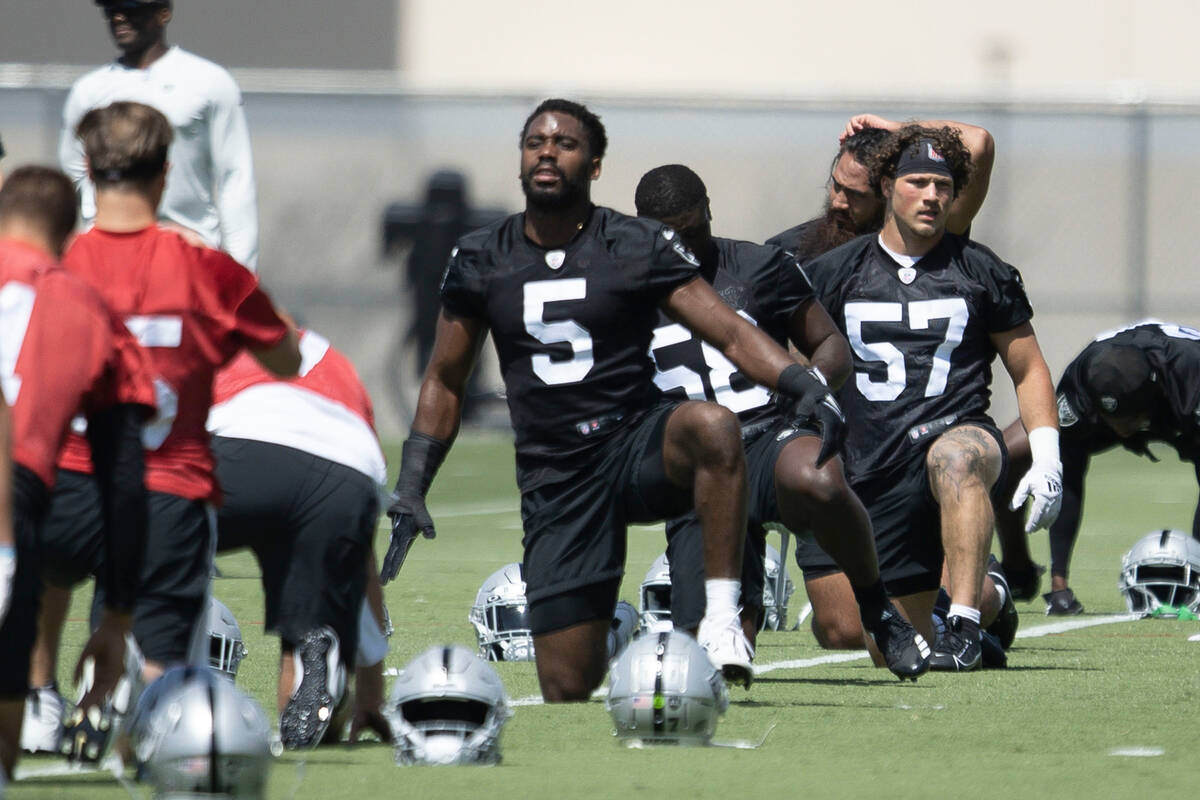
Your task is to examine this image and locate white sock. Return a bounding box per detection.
[948,603,982,625]
[705,578,741,620]
[992,581,1009,609]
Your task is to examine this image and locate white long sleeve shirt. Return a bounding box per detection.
[60,46,259,271]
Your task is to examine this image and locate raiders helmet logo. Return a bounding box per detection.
[671,240,700,267]
[1057,393,1079,427]
[1100,395,1118,412]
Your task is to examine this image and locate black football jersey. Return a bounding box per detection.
[440,206,702,488]
[648,238,814,430]
[803,233,1033,479]
[765,218,821,261]
[1056,320,1200,462]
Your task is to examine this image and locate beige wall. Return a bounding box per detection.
[400,0,1200,100]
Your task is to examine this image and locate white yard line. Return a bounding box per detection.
[1013,613,1137,638]
[509,613,1140,707]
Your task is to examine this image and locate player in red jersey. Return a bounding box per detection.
[25,102,299,763]
[208,329,390,748]
[0,166,156,781]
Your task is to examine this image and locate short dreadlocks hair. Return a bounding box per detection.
[634,164,708,220]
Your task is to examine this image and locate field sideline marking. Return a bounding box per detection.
[510,613,1139,706]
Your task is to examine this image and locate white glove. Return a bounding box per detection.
[1010,462,1063,532]
[0,544,14,627]
[1009,427,1063,533]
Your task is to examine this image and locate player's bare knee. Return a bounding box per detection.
[679,402,743,466]
[538,665,602,703]
[778,458,847,509]
[927,437,993,500]
[811,615,864,650]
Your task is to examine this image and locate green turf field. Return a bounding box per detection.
[14,431,1200,799]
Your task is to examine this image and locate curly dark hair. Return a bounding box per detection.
[519,98,608,161]
[865,124,972,196]
[830,126,890,196]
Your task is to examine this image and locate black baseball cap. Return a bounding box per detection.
[1083,342,1158,417]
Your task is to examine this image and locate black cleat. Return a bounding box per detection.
[280,627,345,750]
[1000,560,1045,602]
[979,630,1008,669]
[985,555,1020,649]
[1043,588,1084,616]
[866,604,931,681]
[929,615,982,672]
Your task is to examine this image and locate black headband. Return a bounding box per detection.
[895,138,953,180]
[95,160,165,183]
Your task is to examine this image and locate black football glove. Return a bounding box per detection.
[776,364,847,467]
[380,433,449,584]
[380,486,436,583]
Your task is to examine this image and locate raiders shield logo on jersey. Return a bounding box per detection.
[897,267,917,285]
[545,250,566,270]
[1057,393,1079,427]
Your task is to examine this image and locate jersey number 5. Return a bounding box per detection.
[844,298,968,401]
[524,279,594,385]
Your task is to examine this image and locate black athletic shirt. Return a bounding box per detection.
[649,237,814,431]
[765,218,822,262]
[1056,321,1200,462]
[440,205,701,489]
[803,232,1032,480]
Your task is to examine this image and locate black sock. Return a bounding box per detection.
[852,578,890,626]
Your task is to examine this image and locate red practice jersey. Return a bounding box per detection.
[0,239,155,488]
[209,329,385,483]
[59,226,289,501]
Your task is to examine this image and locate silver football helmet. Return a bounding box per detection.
[639,547,795,633]
[385,644,512,766]
[1118,530,1200,617]
[207,597,248,679]
[129,665,273,799]
[761,544,795,631]
[606,630,729,746]
[639,553,673,632]
[469,563,535,661]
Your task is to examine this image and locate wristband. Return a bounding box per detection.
[394,432,450,497]
[1027,426,1060,465]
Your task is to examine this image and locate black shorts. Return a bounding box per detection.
[213,437,378,665]
[794,421,1008,597]
[524,402,693,635]
[0,466,48,697]
[40,469,105,586]
[44,469,213,664]
[661,420,811,629]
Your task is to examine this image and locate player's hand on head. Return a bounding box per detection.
[1009,461,1063,533]
[840,114,894,143]
[380,486,435,584]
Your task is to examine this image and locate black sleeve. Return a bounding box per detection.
[86,403,148,614]
[1048,443,1089,579]
[439,241,488,320]
[1192,461,1200,539]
